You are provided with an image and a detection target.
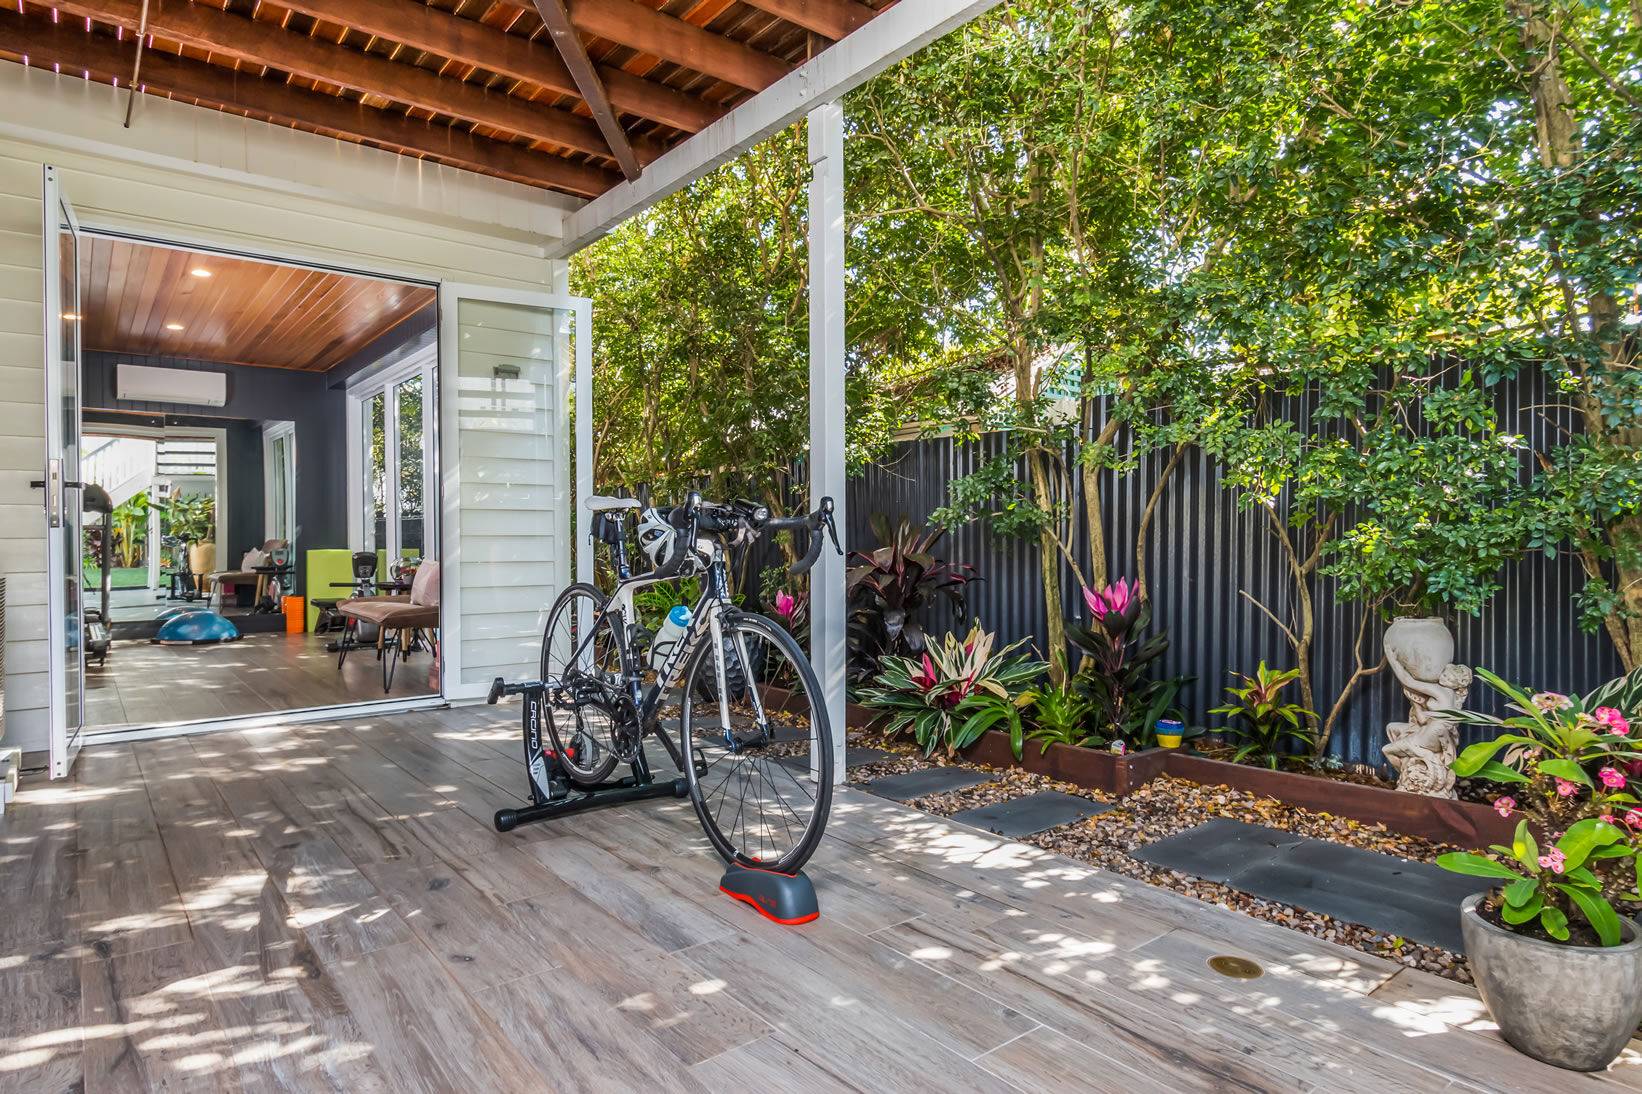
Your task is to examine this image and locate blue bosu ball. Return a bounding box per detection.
[154,611,241,645]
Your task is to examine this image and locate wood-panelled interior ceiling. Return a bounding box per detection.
[79,235,437,370]
[0,0,892,198]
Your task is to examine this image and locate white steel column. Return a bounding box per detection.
[808,101,847,786]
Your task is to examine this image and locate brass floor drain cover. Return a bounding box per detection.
[1208,955,1264,979]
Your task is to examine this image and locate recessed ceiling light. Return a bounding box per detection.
[165,323,184,331]
[190,267,212,278]
[61,312,77,321]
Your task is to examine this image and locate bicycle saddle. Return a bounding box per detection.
[584,495,641,513]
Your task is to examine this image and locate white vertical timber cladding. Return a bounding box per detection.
[808,103,847,786]
[0,66,567,753]
[438,287,581,698]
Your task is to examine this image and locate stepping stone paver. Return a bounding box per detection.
[1135,817,1481,952]
[863,766,990,801]
[951,790,1114,837]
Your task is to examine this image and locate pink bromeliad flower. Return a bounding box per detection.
[1595,707,1632,736]
[1600,767,1627,789]
[1083,577,1135,619]
[774,591,796,618]
[912,654,938,691]
[1537,849,1567,874]
[1554,778,1578,797]
[1492,796,1516,818]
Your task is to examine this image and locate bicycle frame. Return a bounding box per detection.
[562,537,775,764]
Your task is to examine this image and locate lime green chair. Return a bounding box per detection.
[305,549,357,631]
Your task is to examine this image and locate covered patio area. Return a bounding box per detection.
[1,704,1633,1093]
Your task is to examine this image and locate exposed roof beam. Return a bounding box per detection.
[268,0,723,132]
[0,11,618,196]
[532,0,640,179]
[734,0,878,42]
[51,0,661,165]
[563,0,792,91]
[552,0,1006,256]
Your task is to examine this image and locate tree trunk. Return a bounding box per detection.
[1029,448,1068,683]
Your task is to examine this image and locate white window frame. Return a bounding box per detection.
[345,343,437,559]
[261,420,296,549]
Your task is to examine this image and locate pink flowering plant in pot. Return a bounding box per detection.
[1431,666,1642,1071]
[1437,668,1641,945]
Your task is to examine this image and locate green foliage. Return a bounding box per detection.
[1439,668,1642,945]
[1065,579,1188,747]
[166,493,215,545]
[846,514,976,680]
[1022,655,1100,755]
[1210,661,1319,769]
[856,622,1046,757]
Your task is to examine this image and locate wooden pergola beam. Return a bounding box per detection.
[269,0,724,133]
[532,0,640,179]
[52,0,661,165]
[564,0,792,91]
[0,11,618,196]
[734,0,878,42]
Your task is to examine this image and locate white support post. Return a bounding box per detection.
[575,302,593,589]
[808,101,847,787]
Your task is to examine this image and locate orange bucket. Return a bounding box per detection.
[283,595,306,634]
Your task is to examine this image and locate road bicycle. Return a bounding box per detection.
[491,490,841,875]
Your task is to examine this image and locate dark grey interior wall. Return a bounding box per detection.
[82,351,346,596]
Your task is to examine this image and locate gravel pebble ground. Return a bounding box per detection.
[845,730,1475,983]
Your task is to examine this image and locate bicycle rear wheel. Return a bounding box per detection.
[539,582,625,785]
[679,611,834,873]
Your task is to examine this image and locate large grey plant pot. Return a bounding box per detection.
[1461,893,1642,1071]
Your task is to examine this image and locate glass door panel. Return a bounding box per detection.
[42,166,83,778]
[395,374,424,558]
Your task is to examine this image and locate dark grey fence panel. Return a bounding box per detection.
[847,366,1625,769]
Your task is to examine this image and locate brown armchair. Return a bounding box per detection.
[207,539,289,608]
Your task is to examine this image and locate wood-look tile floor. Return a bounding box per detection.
[85,632,437,730]
[4,705,1640,1093]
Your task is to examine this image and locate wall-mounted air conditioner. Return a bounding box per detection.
[116,364,228,408]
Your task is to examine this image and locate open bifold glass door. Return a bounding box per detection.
[437,285,585,700]
[41,166,84,778]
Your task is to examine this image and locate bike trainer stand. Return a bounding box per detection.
[488,677,689,833]
[487,676,821,925]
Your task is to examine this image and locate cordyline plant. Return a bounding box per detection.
[857,622,1045,758]
[846,514,978,681]
[1437,668,1642,947]
[1065,578,1189,747]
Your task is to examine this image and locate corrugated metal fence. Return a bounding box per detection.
[845,367,1625,768]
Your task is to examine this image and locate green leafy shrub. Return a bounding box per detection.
[1437,669,1642,946]
[1065,578,1192,748]
[857,622,1044,757]
[847,514,977,681]
[1209,661,1317,769]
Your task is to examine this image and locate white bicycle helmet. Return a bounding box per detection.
[637,507,680,570]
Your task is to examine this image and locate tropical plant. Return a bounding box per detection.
[847,513,977,680]
[856,622,1045,757]
[1210,661,1318,769]
[1438,669,1642,946]
[165,493,215,545]
[1022,655,1099,756]
[1065,578,1189,747]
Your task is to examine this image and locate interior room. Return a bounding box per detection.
[76,236,443,731]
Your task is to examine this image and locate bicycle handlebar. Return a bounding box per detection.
[651,494,841,578]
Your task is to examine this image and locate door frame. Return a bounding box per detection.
[344,342,438,561]
[436,282,587,701]
[42,165,83,778]
[49,222,451,751]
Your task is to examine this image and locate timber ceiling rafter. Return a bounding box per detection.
[0,0,890,198]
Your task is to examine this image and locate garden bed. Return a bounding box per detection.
[950,728,1514,850]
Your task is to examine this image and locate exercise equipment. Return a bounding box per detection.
[489,677,690,833]
[82,483,113,666]
[718,863,819,925]
[154,609,241,645]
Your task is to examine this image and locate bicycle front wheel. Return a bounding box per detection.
[679,612,834,873]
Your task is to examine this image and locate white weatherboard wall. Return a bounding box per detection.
[448,299,571,689]
[0,66,573,754]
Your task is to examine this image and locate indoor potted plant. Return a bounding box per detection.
[1436,668,1642,1071]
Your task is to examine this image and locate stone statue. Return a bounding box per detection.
[1383,655,1473,798]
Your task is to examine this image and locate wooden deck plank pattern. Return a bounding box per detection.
[3,706,1641,1092]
